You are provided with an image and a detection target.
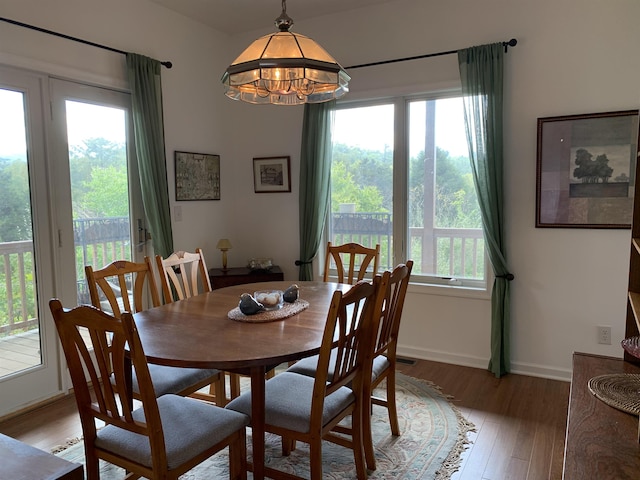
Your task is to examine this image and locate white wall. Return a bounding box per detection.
[1,0,638,381]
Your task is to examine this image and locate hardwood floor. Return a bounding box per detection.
[0,359,570,480]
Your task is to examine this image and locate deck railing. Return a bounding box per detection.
[330,212,484,279]
[1,214,483,337]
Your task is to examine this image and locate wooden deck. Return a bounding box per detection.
[0,329,41,377]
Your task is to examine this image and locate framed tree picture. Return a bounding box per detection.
[536,110,639,228]
[174,151,220,201]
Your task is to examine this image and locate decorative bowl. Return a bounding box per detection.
[248,258,273,271]
[254,290,283,310]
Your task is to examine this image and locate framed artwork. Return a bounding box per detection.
[536,110,639,228]
[253,156,291,193]
[174,151,220,201]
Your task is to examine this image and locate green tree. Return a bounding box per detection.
[331,161,384,212]
[83,165,129,217]
[0,158,32,242]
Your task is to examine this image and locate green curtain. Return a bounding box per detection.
[458,43,513,378]
[126,53,174,258]
[297,101,335,281]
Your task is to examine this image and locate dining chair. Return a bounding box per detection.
[85,259,227,405]
[155,248,212,303]
[323,241,380,285]
[225,278,380,480]
[287,261,413,470]
[155,248,244,400]
[49,299,250,480]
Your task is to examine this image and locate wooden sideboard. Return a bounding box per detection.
[208,266,284,290]
[563,352,640,479]
[0,433,83,479]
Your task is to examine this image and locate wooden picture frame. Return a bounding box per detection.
[253,156,291,193]
[174,151,220,201]
[536,110,639,228]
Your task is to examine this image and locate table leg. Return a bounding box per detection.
[250,365,266,480]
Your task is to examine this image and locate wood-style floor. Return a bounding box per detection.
[0,358,570,480]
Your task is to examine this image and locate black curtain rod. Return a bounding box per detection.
[0,16,173,68]
[345,38,517,70]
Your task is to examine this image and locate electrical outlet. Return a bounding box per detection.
[597,326,611,345]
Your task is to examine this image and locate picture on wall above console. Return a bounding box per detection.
[174,151,221,201]
[253,156,291,193]
[536,110,639,228]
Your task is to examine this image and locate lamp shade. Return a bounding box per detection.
[216,238,232,250]
[221,1,350,106]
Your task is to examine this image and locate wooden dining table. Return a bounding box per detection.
[132,280,351,480]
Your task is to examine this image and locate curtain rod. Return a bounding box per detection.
[345,38,517,70]
[0,16,173,68]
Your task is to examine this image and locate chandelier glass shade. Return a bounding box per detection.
[221,1,350,105]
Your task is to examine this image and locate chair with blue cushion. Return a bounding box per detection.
[49,299,250,480]
[225,279,380,480]
[85,259,227,404]
[288,261,413,470]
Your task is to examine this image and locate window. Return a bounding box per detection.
[328,94,486,288]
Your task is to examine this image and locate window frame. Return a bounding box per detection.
[326,91,489,292]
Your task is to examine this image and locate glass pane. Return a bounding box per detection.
[65,101,132,307]
[0,88,42,377]
[329,104,394,271]
[408,97,485,281]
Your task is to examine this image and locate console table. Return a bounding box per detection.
[563,352,640,479]
[0,433,83,479]
[208,266,284,290]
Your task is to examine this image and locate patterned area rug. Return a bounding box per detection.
[55,373,474,479]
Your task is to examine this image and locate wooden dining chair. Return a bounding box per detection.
[155,248,212,303]
[155,248,244,400]
[361,260,413,470]
[49,299,250,480]
[85,259,227,405]
[225,278,380,480]
[287,261,413,470]
[323,241,380,285]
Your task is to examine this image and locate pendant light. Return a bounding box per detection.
[221,0,350,106]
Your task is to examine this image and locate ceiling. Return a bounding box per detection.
[147,0,397,35]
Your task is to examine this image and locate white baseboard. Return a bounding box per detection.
[397,345,572,382]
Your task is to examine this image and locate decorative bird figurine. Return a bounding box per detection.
[239,293,265,315]
[283,284,300,303]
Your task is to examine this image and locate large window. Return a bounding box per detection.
[328,94,486,288]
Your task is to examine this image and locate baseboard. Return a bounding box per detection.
[397,345,572,382]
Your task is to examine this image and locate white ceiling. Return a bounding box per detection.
[147,0,397,35]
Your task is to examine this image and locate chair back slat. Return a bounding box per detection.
[323,242,380,285]
[155,248,211,303]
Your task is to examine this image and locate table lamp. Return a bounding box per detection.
[216,238,232,271]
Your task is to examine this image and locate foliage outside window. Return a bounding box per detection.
[328,94,486,288]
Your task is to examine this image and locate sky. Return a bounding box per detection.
[332,97,468,158]
[0,90,125,158]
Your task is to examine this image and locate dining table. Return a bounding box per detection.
[132,280,351,480]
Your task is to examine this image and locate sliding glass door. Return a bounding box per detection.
[0,68,146,417]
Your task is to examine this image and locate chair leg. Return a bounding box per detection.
[229,429,248,480]
[281,436,294,456]
[229,373,241,399]
[210,374,228,407]
[352,403,368,480]
[309,439,324,480]
[362,390,376,471]
[85,447,100,480]
[386,369,400,436]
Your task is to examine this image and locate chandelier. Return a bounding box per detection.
[221,0,350,106]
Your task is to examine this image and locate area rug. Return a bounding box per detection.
[55,373,474,479]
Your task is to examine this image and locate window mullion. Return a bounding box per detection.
[392,98,408,266]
